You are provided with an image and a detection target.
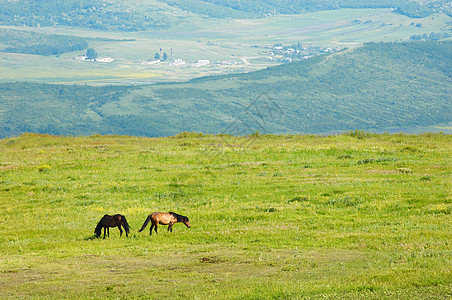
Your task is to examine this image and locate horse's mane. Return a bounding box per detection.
[169,211,188,222]
[121,215,131,234]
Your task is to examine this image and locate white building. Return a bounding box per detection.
[196,60,210,67]
[73,55,87,61]
[141,60,160,65]
[96,57,115,63]
[170,59,187,67]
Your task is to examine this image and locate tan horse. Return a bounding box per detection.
[94,214,130,238]
[138,212,191,235]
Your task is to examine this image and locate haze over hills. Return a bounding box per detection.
[0,0,451,137]
[1,0,451,84]
[1,41,450,138]
[1,0,449,30]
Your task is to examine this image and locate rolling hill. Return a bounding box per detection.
[0,41,451,138]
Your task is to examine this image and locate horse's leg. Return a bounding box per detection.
[168,224,173,233]
[123,225,128,237]
[118,225,123,236]
[103,227,106,239]
[149,224,154,236]
[154,224,158,234]
[107,227,110,237]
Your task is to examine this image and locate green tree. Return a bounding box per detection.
[86,48,98,60]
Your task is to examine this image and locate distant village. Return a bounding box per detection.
[140,58,242,67]
[264,43,342,63]
[72,53,242,68]
[72,43,342,68]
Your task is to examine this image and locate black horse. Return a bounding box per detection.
[94,214,130,238]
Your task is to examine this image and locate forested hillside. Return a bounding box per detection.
[0,0,441,31]
[0,41,450,138]
[0,0,173,31]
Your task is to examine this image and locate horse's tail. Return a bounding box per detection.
[121,215,131,234]
[138,215,152,232]
[94,219,103,237]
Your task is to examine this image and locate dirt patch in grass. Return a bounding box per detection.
[368,169,397,174]
[200,256,224,264]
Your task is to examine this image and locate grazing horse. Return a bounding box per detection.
[94,214,130,238]
[138,212,190,235]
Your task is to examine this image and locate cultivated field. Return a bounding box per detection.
[0,133,450,298]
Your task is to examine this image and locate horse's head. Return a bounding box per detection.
[170,212,191,228]
[94,222,103,237]
[182,216,191,228]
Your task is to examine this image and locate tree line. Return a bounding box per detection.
[3,41,88,56]
[0,29,89,56]
[190,0,428,16]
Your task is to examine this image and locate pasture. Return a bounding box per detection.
[0,132,450,298]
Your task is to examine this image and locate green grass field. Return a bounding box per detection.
[0,132,450,298]
[1,8,450,84]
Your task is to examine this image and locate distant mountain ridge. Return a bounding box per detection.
[0,41,451,138]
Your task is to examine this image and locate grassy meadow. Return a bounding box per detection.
[0,132,450,298]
